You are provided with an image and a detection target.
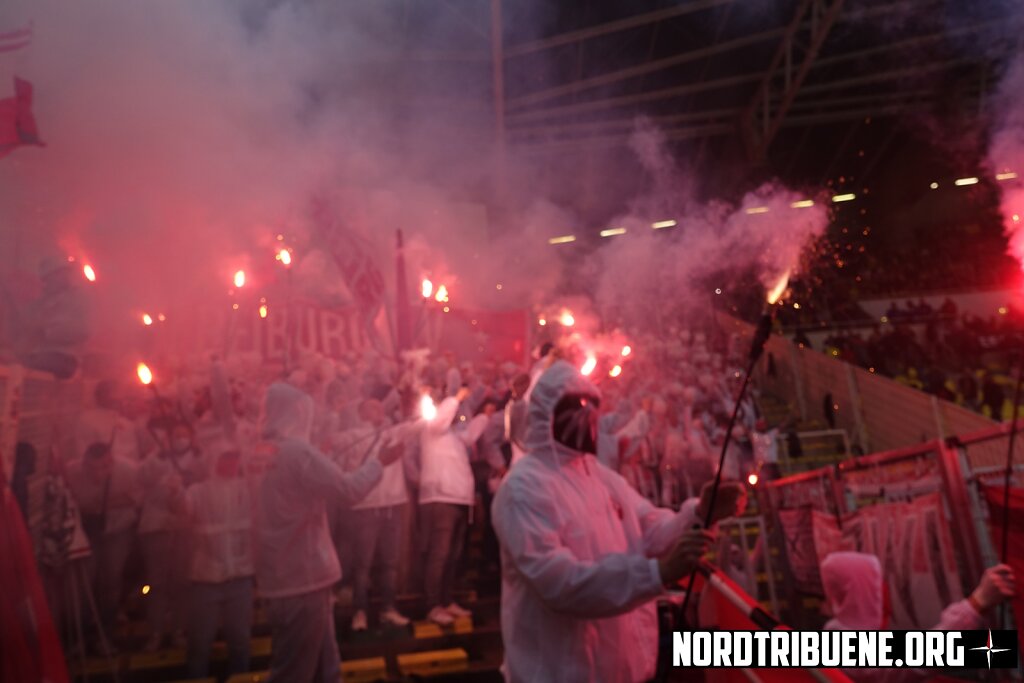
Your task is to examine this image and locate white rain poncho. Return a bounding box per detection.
[492,360,699,683]
[821,551,986,683]
[255,383,383,599]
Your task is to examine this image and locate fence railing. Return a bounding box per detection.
[758,420,1024,629]
[716,312,999,460]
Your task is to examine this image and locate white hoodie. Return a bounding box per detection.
[419,397,488,507]
[492,361,700,683]
[255,383,383,599]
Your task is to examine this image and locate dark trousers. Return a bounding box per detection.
[419,502,468,609]
[351,505,404,612]
[186,577,254,678]
[88,529,133,641]
[265,587,340,683]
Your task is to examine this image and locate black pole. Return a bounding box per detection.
[1003,349,1024,564]
[678,312,773,623]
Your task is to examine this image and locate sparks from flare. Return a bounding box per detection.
[233,270,246,288]
[137,362,154,386]
[82,264,96,282]
[420,393,437,420]
[581,355,597,376]
[609,365,622,378]
[766,272,790,305]
[421,279,433,299]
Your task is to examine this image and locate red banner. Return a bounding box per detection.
[0,487,68,683]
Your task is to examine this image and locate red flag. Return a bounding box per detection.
[0,77,43,159]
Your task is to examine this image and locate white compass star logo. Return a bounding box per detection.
[970,630,1011,669]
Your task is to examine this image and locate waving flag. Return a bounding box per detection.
[0,76,41,157]
[0,22,42,158]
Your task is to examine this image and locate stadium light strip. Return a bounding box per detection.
[600,227,627,237]
[996,172,1018,181]
[548,235,576,245]
[745,206,770,215]
[651,219,677,229]
[790,199,814,208]
[954,177,979,186]
[831,193,856,203]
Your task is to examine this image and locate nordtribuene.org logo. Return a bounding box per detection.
[672,630,1020,669]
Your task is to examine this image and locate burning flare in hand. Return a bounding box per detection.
[420,393,437,420]
[421,279,433,299]
[233,270,246,288]
[766,271,790,305]
[581,355,597,376]
[82,264,97,282]
[137,362,154,386]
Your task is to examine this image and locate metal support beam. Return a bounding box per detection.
[491,0,507,198]
[504,0,733,58]
[507,27,784,110]
[742,0,846,163]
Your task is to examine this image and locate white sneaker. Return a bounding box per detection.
[445,602,472,618]
[426,606,454,626]
[380,608,410,627]
[351,610,368,632]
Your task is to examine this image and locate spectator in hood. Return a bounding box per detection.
[492,360,745,683]
[821,552,1016,683]
[255,382,402,683]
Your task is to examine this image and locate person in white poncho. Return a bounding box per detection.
[492,360,744,683]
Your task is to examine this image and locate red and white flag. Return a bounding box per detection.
[0,21,42,158]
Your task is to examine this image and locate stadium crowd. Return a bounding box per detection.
[9,320,779,679]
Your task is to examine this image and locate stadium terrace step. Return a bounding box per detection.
[224,657,389,683]
[397,648,470,677]
[413,615,474,638]
[128,648,186,671]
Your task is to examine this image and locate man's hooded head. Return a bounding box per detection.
[820,551,885,630]
[261,382,315,442]
[526,360,601,457]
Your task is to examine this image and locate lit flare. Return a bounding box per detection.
[766,271,790,305]
[233,270,246,288]
[559,310,575,327]
[435,285,449,303]
[420,393,437,420]
[82,264,96,282]
[581,355,597,376]
[421,279,433,299]
[137,362,153,386]
[609,364,622,378]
